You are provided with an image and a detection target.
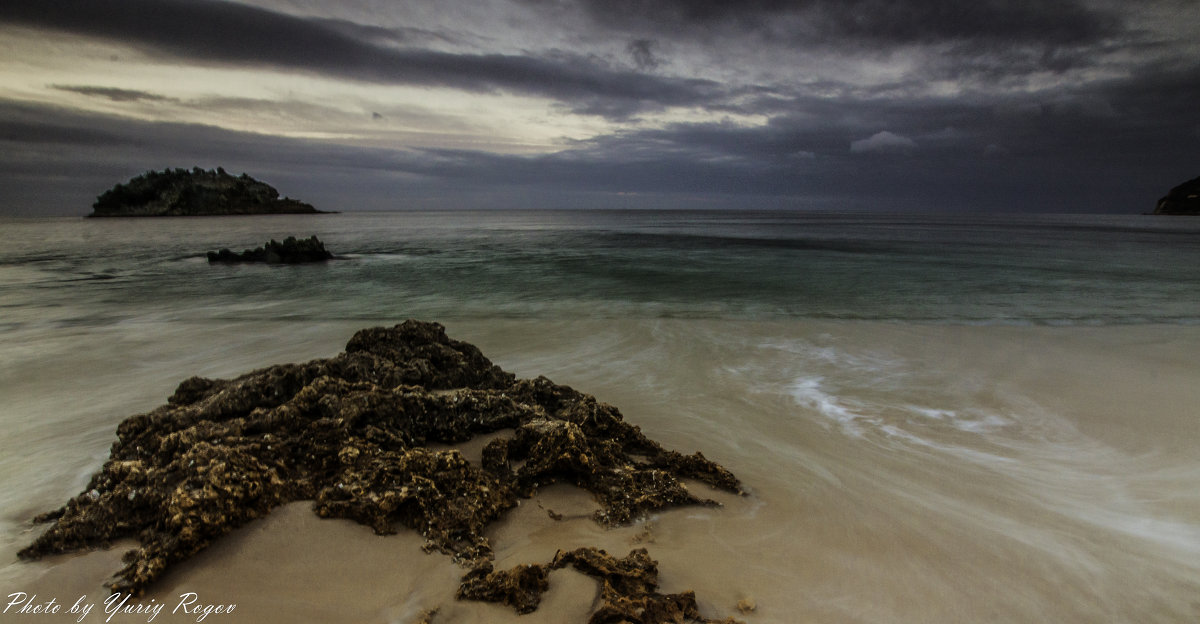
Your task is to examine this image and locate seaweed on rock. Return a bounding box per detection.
[19,320,743,621]
[459,547,744,624]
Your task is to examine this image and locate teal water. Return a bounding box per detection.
[2,210,1199,327]
[2,210,1200,623]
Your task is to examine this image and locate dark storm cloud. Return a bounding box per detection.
[0,100,141,147]
[311,17,459,48]
[626,39,661,70]
[554,0,1128,84]
[0,0,719,118]
[1099,63,1200,121]
[0,117,133,148]
[2,0,1197,215]
[51,85,177,103]
[0,99,436,213]
[566,0,1120,44]
[424,66,1198,212]
[2,77,1197,216]
[812,0,1118,45]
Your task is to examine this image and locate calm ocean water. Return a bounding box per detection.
[2,210,1199,327]
[2,210,1200,623]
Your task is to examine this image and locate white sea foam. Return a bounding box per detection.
[787,375,870,436]
[730,326,1200,585]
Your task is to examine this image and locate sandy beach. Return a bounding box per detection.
[5,319,1200,623]
[5,0,1200,616]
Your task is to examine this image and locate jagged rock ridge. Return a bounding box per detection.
[19,321,744,623]
[1154,175,1200,215]
[207,235,334,264]
[90,167,325,217]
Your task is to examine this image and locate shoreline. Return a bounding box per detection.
[4,319,1200,623]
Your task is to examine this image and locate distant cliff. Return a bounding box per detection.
[1154,176,1200,215]
[90,168,326,217]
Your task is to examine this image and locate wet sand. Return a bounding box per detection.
[4,320,1200,623]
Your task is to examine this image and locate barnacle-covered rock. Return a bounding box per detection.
[19,320,742,621]
[460,547,746,624]
[457,562,551,614]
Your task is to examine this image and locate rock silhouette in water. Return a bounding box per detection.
[90,167,325,217]
[206,236,334,264]
[1154,175,1200,215]
[19,321,743,623]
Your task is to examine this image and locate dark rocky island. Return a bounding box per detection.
[207,235,334,264]
[1154,175,1200,215]
[19,321,744,623]
[90,167,327,217]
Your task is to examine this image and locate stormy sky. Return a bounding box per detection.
[1,0,1197,214]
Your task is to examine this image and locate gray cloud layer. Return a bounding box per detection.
[567,0,1120,44]
[0,0,721,118]
[1,0,1197,214]
[50,85,177,103]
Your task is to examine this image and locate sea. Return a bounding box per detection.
[1,209,1199,623]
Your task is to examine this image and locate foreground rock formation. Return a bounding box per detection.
[1154,175,1200,215]
[19,321,743,623]
[458,546,743,622]
[207,235,334,264]
[90,167,325,217]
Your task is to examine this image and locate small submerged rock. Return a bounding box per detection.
[19,320,743,622]
[206,235,333,264]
